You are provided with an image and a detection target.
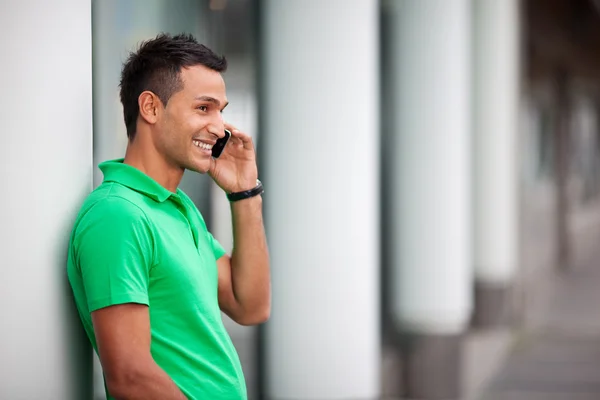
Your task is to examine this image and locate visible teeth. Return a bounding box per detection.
[192,140,212,150]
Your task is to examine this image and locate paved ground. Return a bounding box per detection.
[479,234,600,400]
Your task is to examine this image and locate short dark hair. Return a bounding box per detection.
[119,33,227,140]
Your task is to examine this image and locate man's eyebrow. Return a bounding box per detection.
[195,96,229,110]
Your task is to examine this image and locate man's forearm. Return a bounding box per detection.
[229,195,271,321]
[107,361,187,400]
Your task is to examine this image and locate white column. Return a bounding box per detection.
[0,1,93,399]
[261,1,380,399]
[473,0,521,288]
[387,0,472,335]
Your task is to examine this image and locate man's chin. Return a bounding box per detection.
[185,161,210,174]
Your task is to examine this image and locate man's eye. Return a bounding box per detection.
[198,105,208,112]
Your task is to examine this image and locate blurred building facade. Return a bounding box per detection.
[3,0,600,399]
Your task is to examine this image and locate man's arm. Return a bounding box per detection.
[217,195,271,326]
[92,303,187,400]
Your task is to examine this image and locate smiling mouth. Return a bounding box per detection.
[192,140,213,151]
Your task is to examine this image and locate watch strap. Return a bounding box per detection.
[227,179,264,202]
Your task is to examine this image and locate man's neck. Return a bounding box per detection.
[123,140,184,193]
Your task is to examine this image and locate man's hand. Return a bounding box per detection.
[209,124,258,193]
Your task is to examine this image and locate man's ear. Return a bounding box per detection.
[138,91,162,125]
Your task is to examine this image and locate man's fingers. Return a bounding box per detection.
[229,135,244,147]
[229,129,254,150]
[223,122,254,151]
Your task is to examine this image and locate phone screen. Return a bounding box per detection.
[212,129,231,158]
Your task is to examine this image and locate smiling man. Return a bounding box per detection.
[67,33,270,400]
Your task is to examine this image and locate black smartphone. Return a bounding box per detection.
[212,129,231,158]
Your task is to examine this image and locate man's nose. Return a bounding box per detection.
[207,123,226,139]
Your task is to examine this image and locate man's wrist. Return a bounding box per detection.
[227,179,263,202]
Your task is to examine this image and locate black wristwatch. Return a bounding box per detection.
[227,179,264,202]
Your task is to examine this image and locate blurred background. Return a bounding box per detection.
[3,0,600,399]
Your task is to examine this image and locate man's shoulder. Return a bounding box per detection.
[67,185,155,272]
[74,184,151,235]
[86,184,146,214]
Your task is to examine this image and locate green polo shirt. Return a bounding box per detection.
[67,158,246,400]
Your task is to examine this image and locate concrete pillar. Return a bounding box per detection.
[0,1,93,398]
[472,0,521,327]
[260,1,380,399]
[384,1,472,398]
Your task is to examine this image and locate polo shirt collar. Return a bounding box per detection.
[99,158,176,203]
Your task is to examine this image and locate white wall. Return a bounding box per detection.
[0,1,93,398]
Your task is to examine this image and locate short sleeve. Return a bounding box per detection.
[74,197,154,312]
[207,231,227,260]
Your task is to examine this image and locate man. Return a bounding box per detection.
[67,33,270,400]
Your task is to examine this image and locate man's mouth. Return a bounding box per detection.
[193,140,213,151]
